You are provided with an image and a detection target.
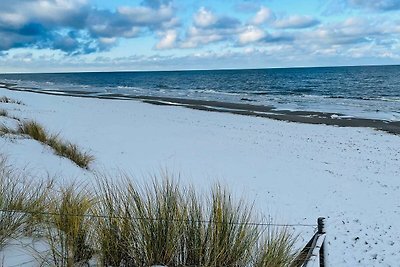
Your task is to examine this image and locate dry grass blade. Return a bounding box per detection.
[17,121,48,143]
[254,226,299,267]
[48,135,94,169]
[0,155,50,249]
[204,185,259,267]
[0,96,23,105]
[103,176,186,266]
[93,175,131,266]
[1,120,94,169]
[40,184,94,267]
[0,124,16,135]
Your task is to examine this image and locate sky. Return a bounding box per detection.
[0,0,399,72]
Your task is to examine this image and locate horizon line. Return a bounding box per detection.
[1,63,399,75]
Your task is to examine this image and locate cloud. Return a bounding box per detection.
[348,0,400,11]
[155,29,178,49]
[323,0,400,15]
[0,0,89,29]
[141,0,172,8]
[193,7,240,29]
[273,15,320,29]
[193,7,218,28]
[116,4,174,27]
[250,6,275,25]
[247,7,319,29]
[238,26,265,44]
[0,0,178,54]
[181,26,229,48]
[303,17,388,45]
[181,7,241,48]
[86,4,177,40]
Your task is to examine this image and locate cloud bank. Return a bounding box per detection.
[0,0,178,54]
[0,0,399,71]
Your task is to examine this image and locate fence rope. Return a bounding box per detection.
[0,208,317,228]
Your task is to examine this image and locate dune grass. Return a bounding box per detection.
[93,175,299,267]
[254,226,299,267]
[17,120,48,143]
[40,184,94,267]
[48,135,94,169]
[0,157,299,266]
[0,120,94,169]
[0,96,23,105]
[0,156,49,249]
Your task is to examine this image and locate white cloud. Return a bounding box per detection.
[250,6,275,25]
[180,8,241,48]
[193,7,218,28]
[156,29,178,49]
[117,4,174,25]
[0,0,89,28]
[181,26,224,48]
[348,0,400,11]
[238,26,265,44]
[273,15,320,29]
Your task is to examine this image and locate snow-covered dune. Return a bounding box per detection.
[1,87,399,266]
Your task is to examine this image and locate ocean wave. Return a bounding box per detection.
[187,89,241,96]
[380,97,400,102]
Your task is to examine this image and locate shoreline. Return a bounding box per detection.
[2,83,400,135]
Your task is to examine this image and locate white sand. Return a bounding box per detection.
[1,87,399,266]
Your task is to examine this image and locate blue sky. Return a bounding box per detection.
[0,0,399,72]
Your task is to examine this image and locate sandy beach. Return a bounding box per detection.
[0,86,399,266]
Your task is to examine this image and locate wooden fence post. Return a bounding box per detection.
[318,217,326,267]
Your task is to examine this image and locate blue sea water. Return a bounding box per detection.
[1,65,399,121]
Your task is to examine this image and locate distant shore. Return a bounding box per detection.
[2,82,399,135]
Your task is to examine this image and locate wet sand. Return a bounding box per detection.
[2,83,399,135]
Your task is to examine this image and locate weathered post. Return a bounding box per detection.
[317,217,326,267]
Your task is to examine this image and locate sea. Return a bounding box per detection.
[1,65,399,121]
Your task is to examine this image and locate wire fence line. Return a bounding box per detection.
[0,208,317,228]
[1,207,326,266]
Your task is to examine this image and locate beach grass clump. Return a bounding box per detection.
[0,96,23,105]
[0,124,16,135]
[48,136,94,169]
[253,226,299,267]
[94,176,185,266]
[204,186,259,266]
[40,184,94,267]
[93,175,294,267]
[0,119,94,169]
[17,120,48,143]
[0,162,299,266]
[0,156,49,249]
[181,185,259,266]
[128,178,185,266]
[92,178,130,266]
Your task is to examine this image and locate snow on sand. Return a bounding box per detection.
[0,87,399,266]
